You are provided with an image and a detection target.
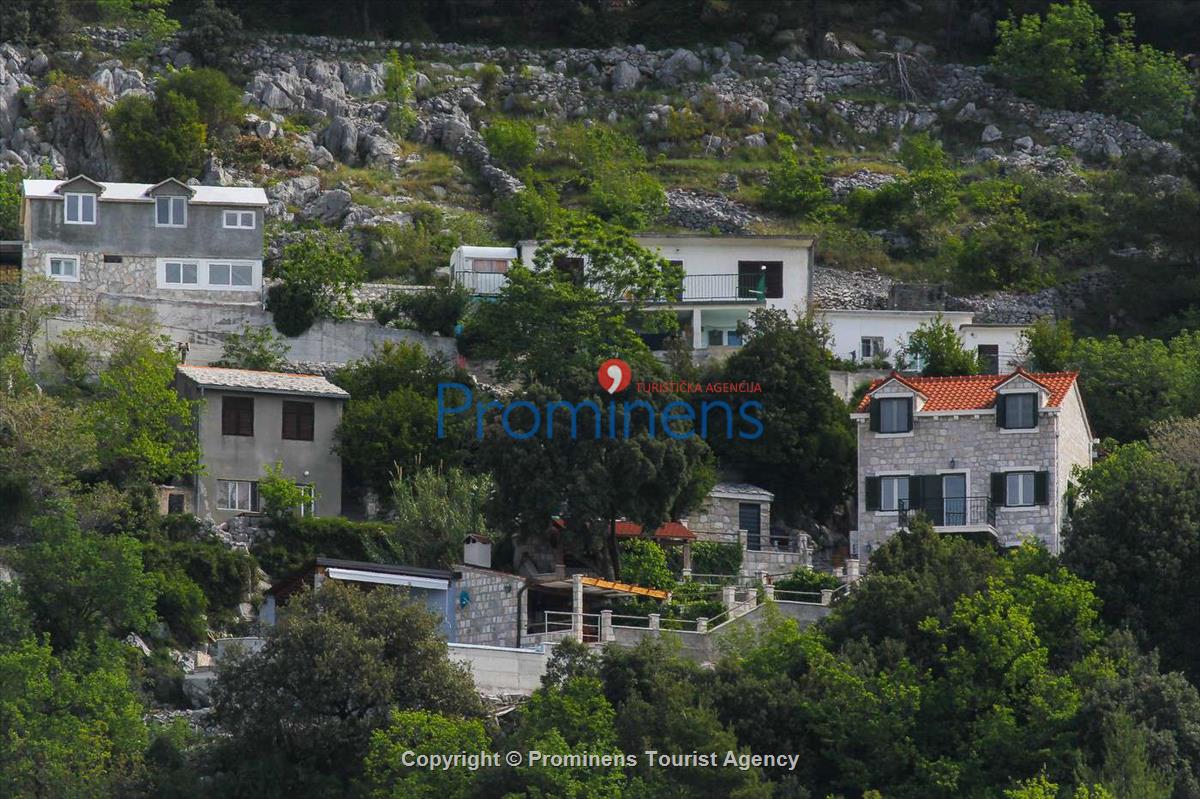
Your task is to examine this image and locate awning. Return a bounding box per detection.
[326,568,449,591]
[579,576,669,600]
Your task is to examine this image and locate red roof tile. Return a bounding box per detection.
[855,370,1080,413]
[614,520,696,541]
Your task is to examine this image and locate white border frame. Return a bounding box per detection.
[155,196,188,228]
[222,209,257,229]
[45,253,81,282]
[63,192,97,225]
[156,257,261,291]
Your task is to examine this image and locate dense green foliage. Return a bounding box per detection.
[212,324,290,371]
[179,0,244,68]
[268,228,366,335]
[156,67,243,134]
[390,468,495,568]
[762,135,832,218]
[373,283,472,337]
[482,119,538,169]
[902,314,982,376]
[109,91,207,181]
[0,167,21,240]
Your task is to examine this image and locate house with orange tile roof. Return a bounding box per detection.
[850,368,1094,561]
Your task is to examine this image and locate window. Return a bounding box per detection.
[999,392,1038,429]
[880,475,909,511]
[155,195,187,227]
[223,210,256,229]
[167,493,185,514]
[708,329,724,347]
[64,192,96,224]
[726,330,743,347]
[222,396,254,436]
[281,401,315,441]
[1006,472,1035,506]
[553,256,584,283]
[861,336,884,359]
[877,397,912,434]
[470,258,509,274]
[165,261,198,285]
[230,264,253,286]
[217,479,259,512]
[298,485,315,517]
[737,261,783,299]
[47,256,79,281]
[209,263,231,286]
[977,344,1000,375]
[739,502,761,551]
[103,254,123,263]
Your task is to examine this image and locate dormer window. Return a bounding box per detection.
[871,396,913,434]
[998,392,1038,429]
[64,192,96,224]
[156,196,187,227]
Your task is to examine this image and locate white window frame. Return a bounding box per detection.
[1006,471,1036,507]
[297,484,316,517]
[860,336,884,359]
[64,192,96,225]
[880,475,909,512]
[155,195,187,227]
[45,253,80,282]
[223,209,256,229]
[163,260,200,286]
[216,479,259,512]
[157,258,261,291]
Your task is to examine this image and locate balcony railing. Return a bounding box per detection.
[899,496,996,529]
[651,273,768,304]
[453,269,508,295]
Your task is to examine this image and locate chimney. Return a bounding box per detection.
[463,534,492,569]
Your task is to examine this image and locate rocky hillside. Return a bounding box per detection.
[1,14,1195,330]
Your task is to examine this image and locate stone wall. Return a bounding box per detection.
[454,565,526,649]
[686,494,769,542]
[854,409,1066,557]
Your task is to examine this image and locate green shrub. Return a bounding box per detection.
[383,50,418,136]
[773,567,842,594]
[1020,317,1075,372]
[0,167,21,240]
[109,91,207,181]
[557,125,666,229]
[762,134,832,219]
[362,207,496,283]
[157,67,242,133]
[252,516,408,578]
[901,315,981,376]
[259,461,315,525]
[266,282,319,337]
[689,541,742,576]
[269,228,365,336]
[483,119,537,169]
[1100,14,1194,137]
[619,539,675,590]
[373,284,471,337]
[153,569,207,643]
[179,0,243,69]
[496,180,561,240]
[478,63,504,100]
[991,0,1105,109]
[213,324,289,371]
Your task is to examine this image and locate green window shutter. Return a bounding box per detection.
[865,477,881,511]
[908,476,923,511]
[869,399,881,432]
[995,394,1007,427]
[922,475,944,525]
[1034,471,1049,505]
[991,473,1006,506]
[904,397,914,432]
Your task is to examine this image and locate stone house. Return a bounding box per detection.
[174,365,348,523]
[851,369,1093,562]
[21,175,267,320]
[684,482,812,574]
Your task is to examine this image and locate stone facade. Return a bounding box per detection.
[454,565,527,649]
[853,374,1093,560]
[23,246,263,320]
[685,483,811,573]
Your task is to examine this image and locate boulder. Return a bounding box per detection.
[267,174,321,207]
[657,48,702,85]
[321,115,359,163]
[339,61,383,96]
[742,132,767,148]
[256,119,279,139]
[299,189,352,225]
[981,124,1002,143]
[1013,135,1034,152]
[611,60,640,92]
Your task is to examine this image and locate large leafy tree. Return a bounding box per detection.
[901,314,982,377]
[211,581,482,795]
[709,309,854,523]
[365,710,490,799]
[332,342,472,501]
[109,91,207,181]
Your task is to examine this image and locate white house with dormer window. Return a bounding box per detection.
[851,368,1094,563]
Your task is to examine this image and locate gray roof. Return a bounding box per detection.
[176,365,349,398]
[24,178,268,207]
[711,482,774,500]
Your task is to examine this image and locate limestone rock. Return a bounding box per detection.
[611,60,640,92]
[299,188,352,224]
[981,124,1002,143]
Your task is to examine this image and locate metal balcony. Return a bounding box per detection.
[899,496,997,531]
[452,269,508,295]
[651,273,768,304]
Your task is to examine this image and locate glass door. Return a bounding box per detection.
[943,474,967,525]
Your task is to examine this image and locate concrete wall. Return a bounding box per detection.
[177,379,344,522]
[26,196,263,260]
[1054,384,1094,537]
[959,324,1028,373]
[448,643,549,696]
[818,309,974,363]
[35,300,457,368]
[454,565,527,649]
[829,369,891,403]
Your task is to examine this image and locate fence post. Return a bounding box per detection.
[571,573,584,642]
[600,609,613,643]
[681,568,692,580]
[696,617,708,633]
[648,613,660,631]
[722,585,737,610]
[845,557,861,582]
[820,588,833,606]
[763,584,775,601]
